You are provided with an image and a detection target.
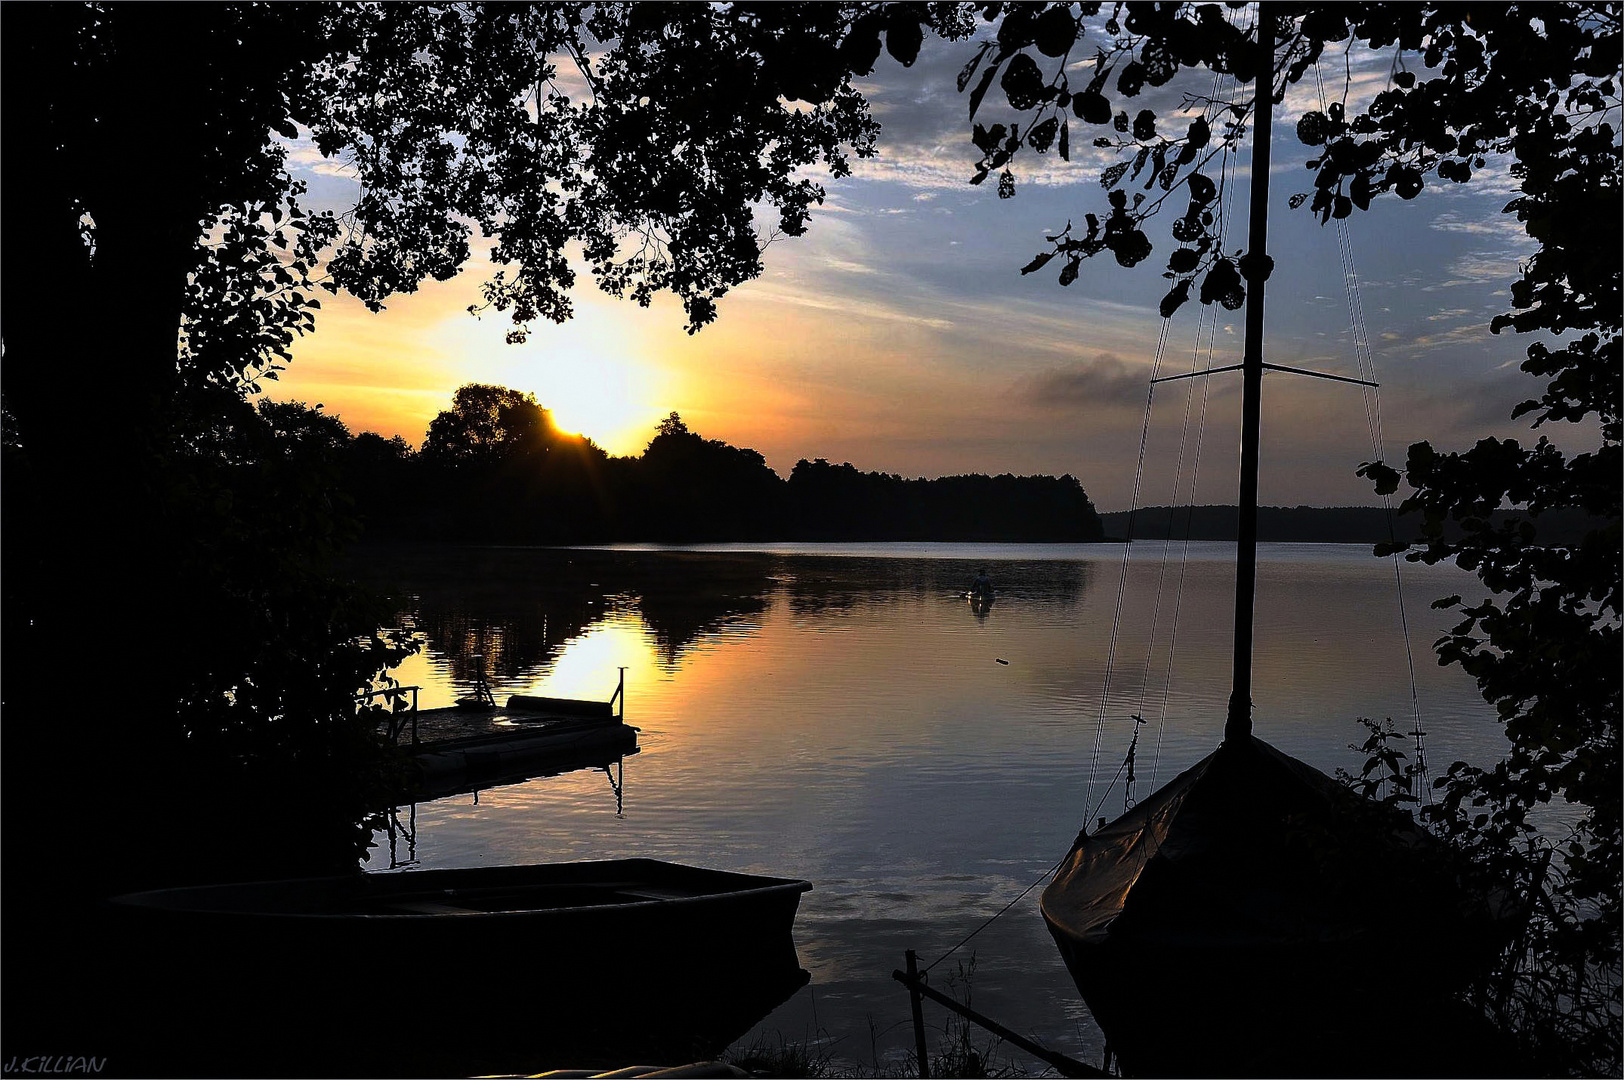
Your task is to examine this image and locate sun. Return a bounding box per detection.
[434,297,677,455]
[532,357,654,449]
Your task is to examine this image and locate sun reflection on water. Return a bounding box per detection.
[521,612,656,703]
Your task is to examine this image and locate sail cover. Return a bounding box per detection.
[1043,734,1434,946]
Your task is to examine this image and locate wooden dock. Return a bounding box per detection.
[364,678,638,802]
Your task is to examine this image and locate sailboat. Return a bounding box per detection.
[1039,13,1512,1077]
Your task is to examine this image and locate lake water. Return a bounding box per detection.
[353,541,1505,1072]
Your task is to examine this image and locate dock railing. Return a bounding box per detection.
[609,666,627,721]
[357,685,422,747]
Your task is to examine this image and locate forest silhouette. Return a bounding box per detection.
[324,385,1106,544]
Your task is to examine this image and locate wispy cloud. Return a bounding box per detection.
[753,288,957,330]
[283,140,357,179]
[1016,352,1152,409]
[1430,210,1533,244]
[1424,250,1526,291]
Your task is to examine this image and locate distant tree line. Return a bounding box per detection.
[1100,505,1607,545]
[300,384,1105,544]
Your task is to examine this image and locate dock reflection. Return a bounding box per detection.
[379,754,634,868]
[383,803,418,869]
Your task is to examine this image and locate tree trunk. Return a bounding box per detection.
[2,9,231,1059]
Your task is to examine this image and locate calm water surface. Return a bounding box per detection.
[354,541,1504,1071]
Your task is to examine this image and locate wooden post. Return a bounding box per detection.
[616,666,627,720]
[893,961,1107,1078]
[906,950,930,1079]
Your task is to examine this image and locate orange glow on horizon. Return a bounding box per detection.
[277,267,688,456]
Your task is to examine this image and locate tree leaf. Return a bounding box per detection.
[1159,278,1191,318]
[1001,53,1045,111]
[956,40,995,92]
[1073,91,1112,124]
[1117,60,1146,96]
[884,15,924,67]
[1034,6,1077,57]
[968,61,1000,119]
[1020,250,1059,275]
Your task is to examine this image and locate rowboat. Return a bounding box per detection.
[107,859,812,1077]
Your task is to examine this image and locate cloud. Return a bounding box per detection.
[1277,43,1396,125]
[822,258,879,275]
[283,140,357,179]
[1386,320,1496,356]
[261,15,1551,512]
[743,280,957,330]
[1430,211,1533,244]
[1017,352,1154,409]
[850,29,1229,194]
[1407,365,1537,430]
[1423,250,1526,291]
[1427,155,1523,199]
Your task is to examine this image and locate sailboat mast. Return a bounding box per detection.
[1225,8,1275,743]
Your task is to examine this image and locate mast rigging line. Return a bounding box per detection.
[1145,33,1247,791]
[1125,302,1222,813]
[1082,319,1171,821]
[1148,298,1222,793]
[1089,23,1246,817]
[919,9,1265,979]
[918,850,1072,976]
[1311,56,1431,802]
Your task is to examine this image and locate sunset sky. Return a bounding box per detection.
[272,26,1553,510]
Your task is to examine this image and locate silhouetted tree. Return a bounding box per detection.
[635,416,787,540]
[950,5,1619,1070]
[422,384,563,465]
[412,384,617,541]
[0,6,967,1062]
[5,0,949,879]
[257,399,352,458]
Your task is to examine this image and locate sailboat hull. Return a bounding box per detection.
[1041,737,1515,1077]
